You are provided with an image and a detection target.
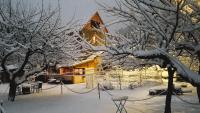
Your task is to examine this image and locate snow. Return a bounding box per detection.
[72,51,103,66]
[57,51,103,68]
[160,49,200,86]
[0,0,97,86]
[1,83,200,113]
[0,65,18,71]
[133,49,163,58]
[133,48,200,86]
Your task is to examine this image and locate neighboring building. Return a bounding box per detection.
[56,11,107,88]
[57,53,102,87]
[80,11,108,46]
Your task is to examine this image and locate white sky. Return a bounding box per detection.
[18,0,119,32]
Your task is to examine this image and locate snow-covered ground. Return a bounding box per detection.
[0,83,200,113]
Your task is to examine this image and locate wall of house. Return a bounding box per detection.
[57,56,101,85]
[73,56,101,88]
[73,76,85,84]
[81,28,106,46]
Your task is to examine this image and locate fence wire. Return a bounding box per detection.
[61,82,98,94]
[127,90,167,102]
[173,92,200,105]
[98,83,113,96]
[42,84,60,90]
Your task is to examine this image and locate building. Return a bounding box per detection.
[56,11,108,88]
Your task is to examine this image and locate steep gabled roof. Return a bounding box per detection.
[82,11,109,33]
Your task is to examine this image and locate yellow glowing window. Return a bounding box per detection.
[92,35,96,44]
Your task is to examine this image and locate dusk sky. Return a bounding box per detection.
[24,0,118,32]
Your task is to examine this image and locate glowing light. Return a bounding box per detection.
[92,35,96,44]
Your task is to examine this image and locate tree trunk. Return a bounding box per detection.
[197,56,200,103]
[196,55,200,103]
[164,66,175,113]
[8,80,17,101]
[197,86,200,103]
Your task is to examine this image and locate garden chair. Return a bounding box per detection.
[112,96,128,113]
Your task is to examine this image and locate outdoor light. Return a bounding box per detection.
[92,35,96,44]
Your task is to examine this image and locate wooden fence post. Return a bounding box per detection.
[98,83,101,100]
[60,80,63,95]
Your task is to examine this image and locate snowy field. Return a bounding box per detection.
[1,83,200,113]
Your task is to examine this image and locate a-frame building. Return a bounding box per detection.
[57,11,108,87]
[80,11,108,46]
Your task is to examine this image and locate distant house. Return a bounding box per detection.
[57,52,102,87]
[57,11,108,88]
[80,11,109,46]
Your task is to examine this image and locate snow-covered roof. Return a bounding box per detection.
[57,51,103,68]
[81,11,109,33]
[73,51,103,66]
[56,64,71,68]
[0,64,18,71]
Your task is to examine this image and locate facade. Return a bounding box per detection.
[80,11,108,46]
[49,11,184,89]
[57,11,107,87]
[58,55,101,85]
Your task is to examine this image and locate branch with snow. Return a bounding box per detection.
[133,48,200,86]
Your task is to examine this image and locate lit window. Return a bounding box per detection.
[92,35,96,44]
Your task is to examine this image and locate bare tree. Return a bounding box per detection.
[100,0,200,112]
[0,0,92,101]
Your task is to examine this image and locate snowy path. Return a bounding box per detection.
[1,83,200,113]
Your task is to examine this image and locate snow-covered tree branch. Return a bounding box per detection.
[100,0,200,112]
[0,0,93,101]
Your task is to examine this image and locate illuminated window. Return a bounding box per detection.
[74,68,85,75]
[92,35,96,44]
